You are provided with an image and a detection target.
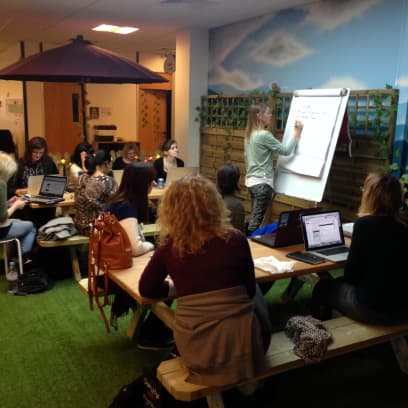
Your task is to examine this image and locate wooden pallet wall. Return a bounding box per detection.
[199,89,398,223]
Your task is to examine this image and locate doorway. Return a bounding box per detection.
[44,82,84,156]
[138,73,172,157]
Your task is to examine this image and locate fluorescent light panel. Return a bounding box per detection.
[93,24,139,35]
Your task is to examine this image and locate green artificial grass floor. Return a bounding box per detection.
[0,276,168,408]
[0,273,407,408]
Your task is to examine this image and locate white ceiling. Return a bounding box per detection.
[0,0,314,56]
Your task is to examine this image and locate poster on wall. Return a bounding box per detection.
[6,98,24,115]
[89,106,99,119]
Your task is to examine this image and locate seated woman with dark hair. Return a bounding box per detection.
[216,164,245,232]
[139,176,271,386]
[68,141,94,191]
[153,139,184,182]
[311,172,408,325]
[12,136,58,228]
[13,136,57,196]
[74,150,117,235]
[104,162,154,256]
[112,142,139,170]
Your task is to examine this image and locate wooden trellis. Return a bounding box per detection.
[199,88,399,222]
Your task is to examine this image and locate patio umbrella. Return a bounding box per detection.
[0,35,167,139]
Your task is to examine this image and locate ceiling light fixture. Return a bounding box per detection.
[92,24,139,35]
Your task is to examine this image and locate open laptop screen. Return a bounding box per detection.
[39,175,67,197]
[165,167,198,185]
[301,211,344,251]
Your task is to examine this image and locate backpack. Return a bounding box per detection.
[109,364,207,408]
[88,212,133,332]
[16,267,53,295]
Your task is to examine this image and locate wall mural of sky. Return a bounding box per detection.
[209,0,405,93]
[209,0,408,147]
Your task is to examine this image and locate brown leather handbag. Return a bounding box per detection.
[88,212,133,332]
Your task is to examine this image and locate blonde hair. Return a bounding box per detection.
[0,151,17,182]
[358,172,403,222]
[245,103,269,140]
[157,175,235,257]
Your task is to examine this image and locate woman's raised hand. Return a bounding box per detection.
[293,120,303,140]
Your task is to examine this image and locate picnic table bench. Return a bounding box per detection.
[157,316,408,408]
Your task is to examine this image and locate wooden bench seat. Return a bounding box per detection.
[157,316,408,407]
[37,224,158,282]
[37,235,89,281]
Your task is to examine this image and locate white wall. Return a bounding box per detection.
[174,29,208,166]
[86,83,137,143]
[0,44,24,154]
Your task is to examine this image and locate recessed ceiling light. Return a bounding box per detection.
[92,24,139,35]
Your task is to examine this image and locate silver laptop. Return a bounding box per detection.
[165,166,198,185]
[300,210,349,262]
[25,175,67,204]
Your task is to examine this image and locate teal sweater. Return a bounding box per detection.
[244,129,297,183]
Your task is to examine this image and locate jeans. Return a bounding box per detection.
[247,183,274,235]
[5,219,37,256]
[311,277,408,325]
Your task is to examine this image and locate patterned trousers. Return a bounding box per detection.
[247,183,274,235]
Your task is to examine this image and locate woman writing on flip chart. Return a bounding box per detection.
[244,103,303,235]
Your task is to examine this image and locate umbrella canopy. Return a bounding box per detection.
[0,35,167,84]
[0,35,167,140]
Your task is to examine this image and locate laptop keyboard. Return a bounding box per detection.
[30,195,56,199]
[317,246,348,255]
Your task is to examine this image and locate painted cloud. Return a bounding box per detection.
[251,32,314,67]
[319,75,367,90]
[211,15,272,64]
[300,0,381,31]
[209,65,264,91]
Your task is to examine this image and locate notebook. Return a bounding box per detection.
[165,166,198,185]
[250,207,321,248]
[300,210,349,262]
[27,175,44,195]
[113,169,124,186]
[342,222,354,238]
[25,175,67,204]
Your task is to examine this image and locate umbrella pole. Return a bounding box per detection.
[80,82,87,141]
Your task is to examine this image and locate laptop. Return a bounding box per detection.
[25,175,67,205]
[300,210,349,262]
[250,207,321,248]
[165,166,198,185]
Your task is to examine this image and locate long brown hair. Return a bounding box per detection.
[157,175,235,257]
[107,162,155,223]
[358,172,403,222]
[245,103,269,141]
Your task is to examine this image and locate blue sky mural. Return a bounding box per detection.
[209,0,408,160]
[209,0,407,94]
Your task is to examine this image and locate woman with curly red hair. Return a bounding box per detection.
[139,175,271,387]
